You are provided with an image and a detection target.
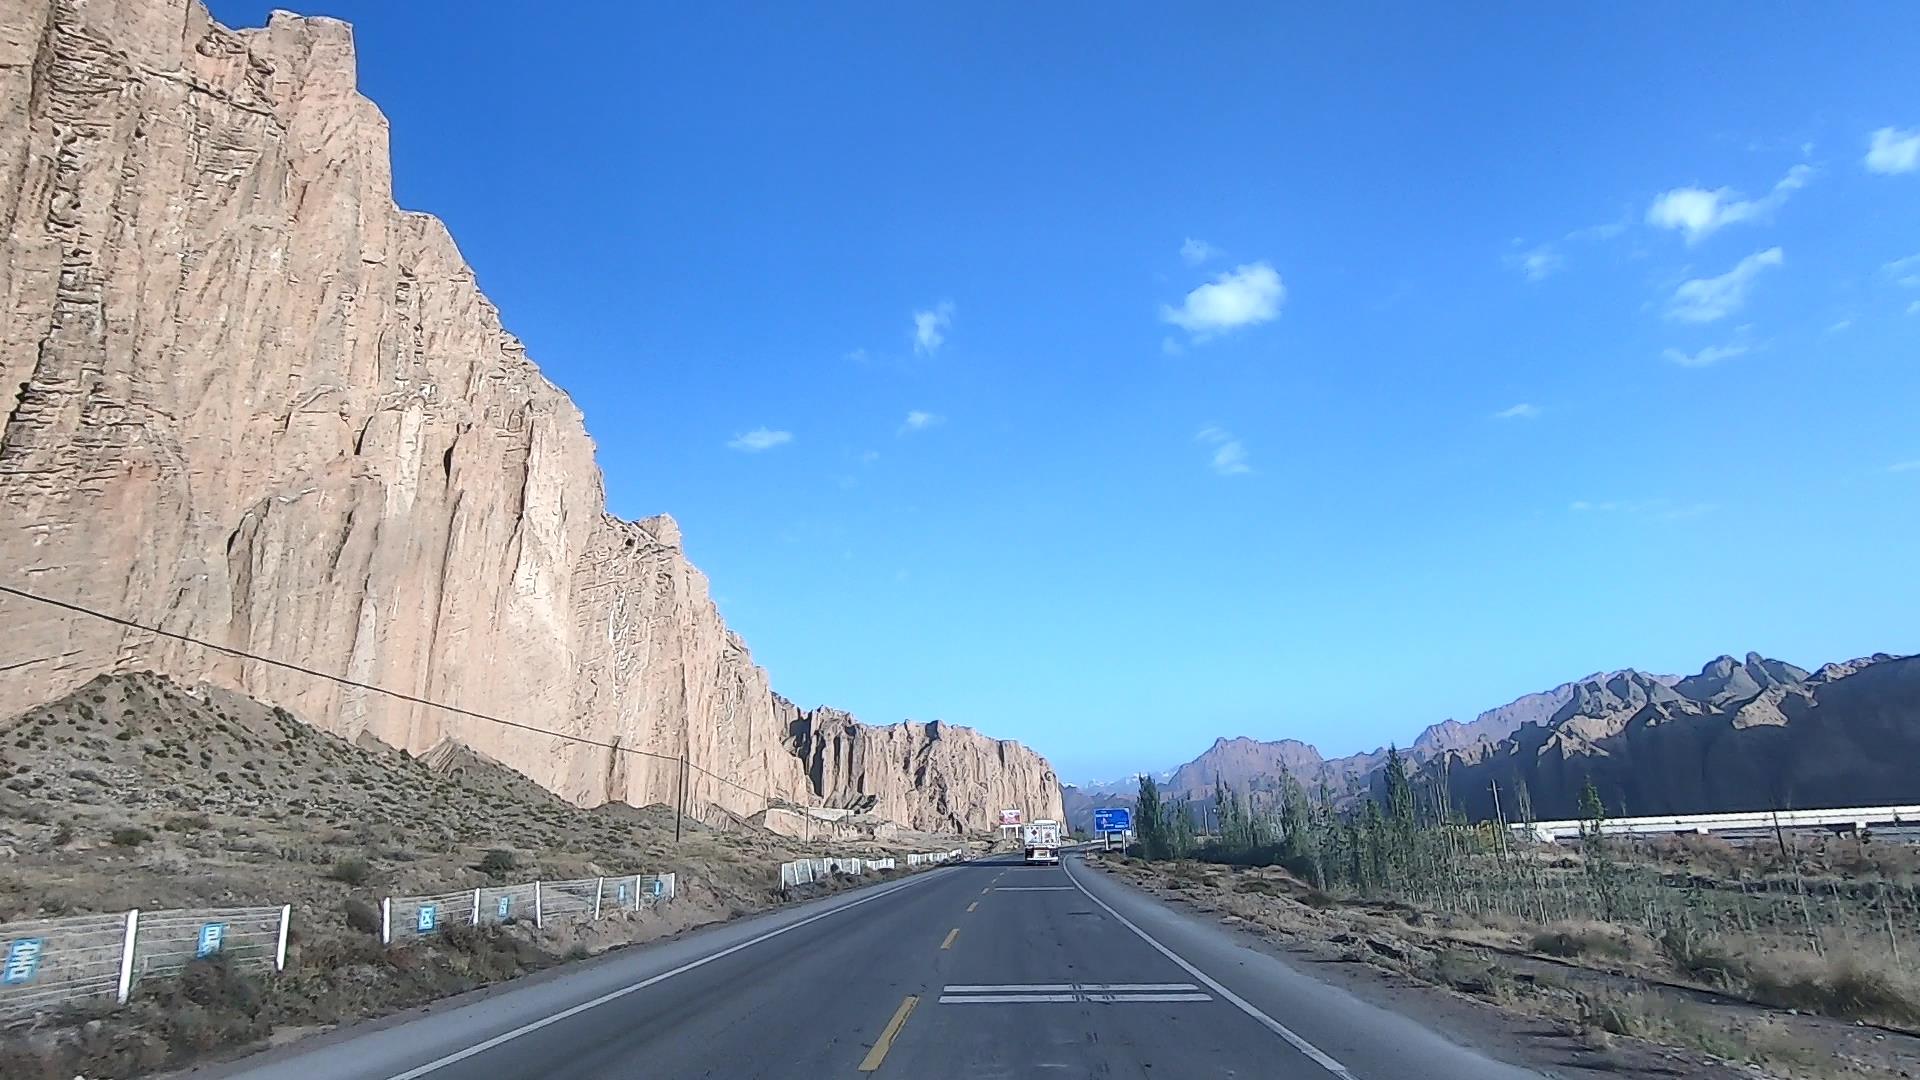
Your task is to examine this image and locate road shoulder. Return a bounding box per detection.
[1067,853,1766,1076]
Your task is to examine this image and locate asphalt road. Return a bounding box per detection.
[199,853,1543,1080]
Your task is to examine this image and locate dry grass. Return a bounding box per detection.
[1744,949,1920,1027]
[1529,919,1640,961]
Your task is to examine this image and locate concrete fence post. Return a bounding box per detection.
[472,888,482,925]
[115,909,139,1004]
[275,904,291,972]
[593,877,604,920]
[534,881,544,929]
[381,898,392,945]
[632,875,642,912]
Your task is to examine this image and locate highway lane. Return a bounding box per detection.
[198,853,1543,1080]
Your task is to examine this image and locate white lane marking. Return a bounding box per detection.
[938,993,1212,1004]
[379,870,950,1080]
[1062,859,1360,1080]
[945,983,1199,992]
[990,886,1073,891]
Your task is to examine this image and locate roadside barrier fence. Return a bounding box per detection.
[778,849,962,887]
[1,904,289,1021]
[380,873,676,945]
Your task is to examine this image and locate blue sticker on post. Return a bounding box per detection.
[651,878,665,898]
[496,896,511,920]
[417,904,437,933]
[616,884,627,902]
[3,939,44,985]
[196,923,227,958]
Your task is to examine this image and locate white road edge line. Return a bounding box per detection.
[1062,858,1360,1080]
[379,869,950,1080]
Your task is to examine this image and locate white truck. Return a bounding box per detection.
[1022,819,1062,865]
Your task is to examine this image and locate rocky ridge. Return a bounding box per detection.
[1425,652,1917,820]
[0,0,1059,832]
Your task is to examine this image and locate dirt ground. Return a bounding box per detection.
[0,671,963,1078]
[1088,852,1920,1080]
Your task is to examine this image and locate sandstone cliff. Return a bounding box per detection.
[0,0,1055,832]
[778,697,1066,833]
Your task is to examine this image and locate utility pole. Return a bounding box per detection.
[674,751,688,844]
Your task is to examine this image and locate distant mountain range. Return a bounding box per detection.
[1061,651,1917,832]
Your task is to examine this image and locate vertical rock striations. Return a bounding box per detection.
[778,698,1066,833]
[0,0,1056,831]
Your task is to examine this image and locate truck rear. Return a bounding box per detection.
[1022,819,1062,864]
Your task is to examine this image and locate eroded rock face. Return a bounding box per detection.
[779,698,1066,833]
[0,0,1056,831]
[1425,654,1920,819]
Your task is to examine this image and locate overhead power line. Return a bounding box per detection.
[0,581,793,807]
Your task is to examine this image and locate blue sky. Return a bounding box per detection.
[214,2,1920,784]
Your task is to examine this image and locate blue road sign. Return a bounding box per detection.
[1092,807,1133,833]
[497,896,512,920]
[3,939,43,985]
[417,904,437,933]
[650,879,665,898]
[195,923,227,958]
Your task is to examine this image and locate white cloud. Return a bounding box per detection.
[1667,247,1783,322]
[1161,262,1285,338]
[1865,127,1920,175]
[845,348,870,364]
[1645,165,1812,244]
[1493,403,1541,420]
[1180,238,1221,265]
[912,302,954,355]
[1662,341,1750,367]
[1506,245,1563,282]
[1195,425,1252,476]
[727,428,792,452]
[1827,318,1854,334]
[898,410,944,434]
[1885,254,1920,289]
[1889,460,1920,473]
[1909,299,1920,316]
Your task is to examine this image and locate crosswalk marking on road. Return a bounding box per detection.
[938,982,1212,1005]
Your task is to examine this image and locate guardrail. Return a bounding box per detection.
[1517,804,1920,843]
[380,874,676,945]
[2,905,289,1021]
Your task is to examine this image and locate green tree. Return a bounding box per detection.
[1578,776,1624,920]
[1137,774,1168,860]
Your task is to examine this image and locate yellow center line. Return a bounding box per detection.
[858,994,919,1072]
[966,901,978,912]
[940,927,960,950]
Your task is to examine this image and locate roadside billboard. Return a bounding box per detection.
[998,808,1023,827]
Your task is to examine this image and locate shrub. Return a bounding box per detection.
[477,849,517,879]
[1656,925,1742,986]
[164,813,212,832]
[328,856,373,885]
[1532,920,1635,962]
[111,825,153,847]
[343,896,382,935]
